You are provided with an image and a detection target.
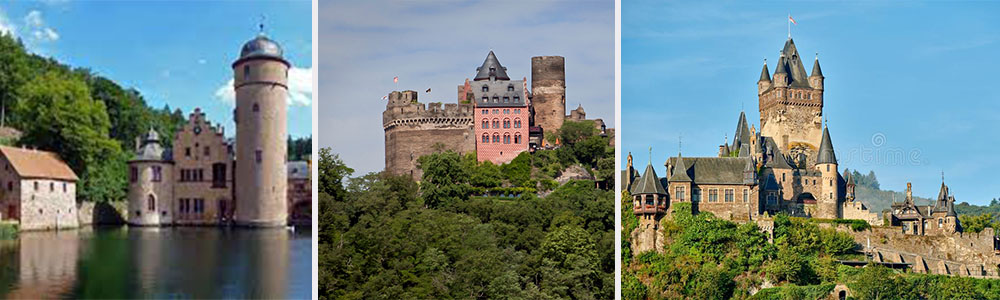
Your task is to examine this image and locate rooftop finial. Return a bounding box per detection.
[258,14,266,34]
[648,146,652,164]
[942,171,945,182]
[815,52,819,60]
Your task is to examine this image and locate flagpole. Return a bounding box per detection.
[788,14,791,38]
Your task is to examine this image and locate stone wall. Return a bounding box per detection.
[690,183,758,221]
[842,201,883,226]
[18,179,78,231]
[127,161,174,226]
[831,224,1000,275]
[174,109,235,226]
[384,91,475,181]
[631,214,664,254]
[758,86,824,158]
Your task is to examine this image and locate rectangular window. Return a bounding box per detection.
[255,150,263,163]
[708,189,718,202]
[204,146,210,156]
[692,189,700,202]
[185,147,191,157]
[212,163,227,188]
[674,186,685,201]
[724,189,734,202]
[743,189,749,203]
[152,166,162,182]
[130,167,138,183]
[767,193,777,205]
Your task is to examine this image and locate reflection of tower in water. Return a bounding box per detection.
[243,228,289,298]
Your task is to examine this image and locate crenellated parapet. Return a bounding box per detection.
[382,90,476,180]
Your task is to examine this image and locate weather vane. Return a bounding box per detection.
[259,14,266,34]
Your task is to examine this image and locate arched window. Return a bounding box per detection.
[514,118,521,128]
[243,65,250,81]
[481,119,488,129]
[514,133,522,144]
[503,118,510,129]
[492,133,500,143]
[503,133,511,144]
[147,194,156,211]
[938,218,943,228]
[482,133,489,143]
[492,118,499,129]
[253,103,260,113]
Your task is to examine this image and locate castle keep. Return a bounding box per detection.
[385,51,609,180]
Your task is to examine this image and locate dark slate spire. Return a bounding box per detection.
[669,152,693,182]
[733,111,751,151]
[947,196,958,217]
[847,172,856,186]
[474,51,510,81]
[779,38,811,88]
[817,126,837,164]
[811,56,823,77]
[631,162,667,195]
[759,61,771,82]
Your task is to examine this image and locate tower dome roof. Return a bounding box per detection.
[240,34,284,59]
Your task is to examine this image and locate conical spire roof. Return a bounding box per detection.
[669,152,693,182]
[474,51,510,81]
[775,38,811,88]
[811,57,823,77]
[631,162,667,195]
[733,111,751,151]
[817,126,837,164]
[759,61,771,82]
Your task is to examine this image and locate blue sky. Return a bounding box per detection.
[319,0,615,175]
[0,0,312,138]
[623,1,1000,204]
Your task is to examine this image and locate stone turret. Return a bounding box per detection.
[809,55,824,90]
[630,160,668,253]
[127,128,174,226]
[815,125,839,219]
[758,60,771,95]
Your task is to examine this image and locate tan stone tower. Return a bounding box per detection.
[232,30,289,227]
[815,126,839,219]
[758,38,824,166]
[127,128,174,226]
[530,56,566,146]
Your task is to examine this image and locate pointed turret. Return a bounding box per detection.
[733,111,751,152]
[474,51,510,81]
[759,61,771,82]
[631,162,667,196]
[669,153,692,182]
[811,57,824,77]
[816,126,837,164]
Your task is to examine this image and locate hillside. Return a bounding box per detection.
[844,168,934,213]
[317,122,615,299]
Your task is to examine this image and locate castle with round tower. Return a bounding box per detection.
[126,28,292,228]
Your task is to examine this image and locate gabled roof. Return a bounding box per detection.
[631,163,667,195]
[0,146,78,181]
[761,137,793,169]
[474,51,510,81]
[666,156,753,185]
[817,126,837,164]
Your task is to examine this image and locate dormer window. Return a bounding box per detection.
[492,96,498,103]
[513,96,520,102]
[482,85,488,92]
[507,84,514,92]
[482,96,488,102]
[503,96,509,103]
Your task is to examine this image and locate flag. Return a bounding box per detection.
[788,15,797,25]
[381,95,388,100]
[393,76,398,83]
[426,88,431,93]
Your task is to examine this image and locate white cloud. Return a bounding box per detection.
[198,59,207,65]
[214,66,313,107]
[0,9,15,36]
[23,10,58,42]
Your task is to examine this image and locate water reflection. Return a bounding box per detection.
[0,226,311,299]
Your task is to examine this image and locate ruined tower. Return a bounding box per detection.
[758,38,825,166]
[232,30,288,227]
[383,90,475,181]
[531,56,566,146]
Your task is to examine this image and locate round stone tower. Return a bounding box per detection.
[530,56,566,147]
[232,30,289,227]
[127,128,174,226]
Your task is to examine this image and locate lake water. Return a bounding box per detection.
[0,226,312,299]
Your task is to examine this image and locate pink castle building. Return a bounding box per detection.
[471,51,529,164]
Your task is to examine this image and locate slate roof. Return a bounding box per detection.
[761,137,793,169]
[473,79,527,108]
[666,156,753,185]
[240,34,283,60]
[631,163,667,195]
[733,111,751,153]
[774,38,812,89]
[759,61,771,82]
[668,153,692,182]
[817,126,837,164]
[474,51,510,81]
[0,146,78,181]
[811,57,823,77]
[132,128,171,162]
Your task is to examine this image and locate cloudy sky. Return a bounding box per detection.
[623,1,1000,204]
[319,0,615,176]
[0,1,312,138]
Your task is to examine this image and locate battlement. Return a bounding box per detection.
[382,91,474,130]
